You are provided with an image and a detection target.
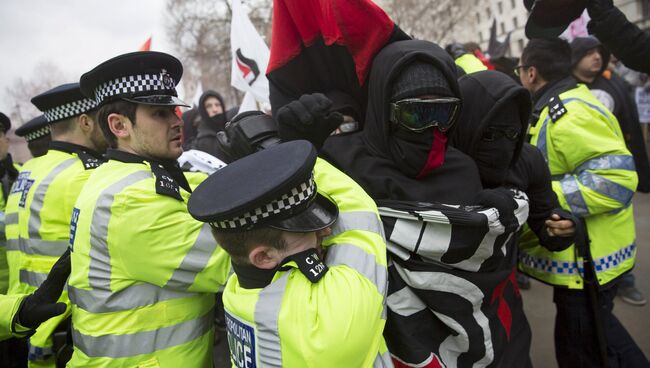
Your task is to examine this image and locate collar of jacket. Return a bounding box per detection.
[531,76,578,115]
[49,141,104,160]
[105,149,192,194]
[231,262,278,289]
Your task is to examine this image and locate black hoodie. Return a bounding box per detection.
[452,71,573,252]
[451,71,530,188]
[322,40,482,204]
[192,90,228,160]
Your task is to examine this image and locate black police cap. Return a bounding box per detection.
[0,112,10,133]
[524,0,587,39]
[31,83,98,124]
[80,51,189,107]
[16,115,50,142]
[188,140,339,232]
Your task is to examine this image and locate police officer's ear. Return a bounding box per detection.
[248,245,282,269]
[107,113,131,140]
[78,113,95,134]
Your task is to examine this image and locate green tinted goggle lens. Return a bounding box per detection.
[390,98,461,132]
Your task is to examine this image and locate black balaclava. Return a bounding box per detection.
[387,61,454,179]
[198,90,227,132]
[451,70,530,188]
[473,103,521,187]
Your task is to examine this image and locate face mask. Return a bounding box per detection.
[473,104,521,187]
[388,126,447,179]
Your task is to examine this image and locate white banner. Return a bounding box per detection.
[230,0,270,104]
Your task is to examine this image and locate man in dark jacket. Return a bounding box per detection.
[191,90,230,160]
[587,0,650,74]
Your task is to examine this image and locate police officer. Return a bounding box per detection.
[16,115,52,158]
[517,38,648,367]
[188,139,391,367]
[5,83,106,368]
[68,51,231,367]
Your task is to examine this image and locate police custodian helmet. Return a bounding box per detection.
[188,140,339,233]
[80,51,189,108]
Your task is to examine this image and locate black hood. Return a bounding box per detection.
[363,40,461,158]
[198,90,227,124]
[322,40,482,204]
[451,71,530,166]
[570,37,610,76]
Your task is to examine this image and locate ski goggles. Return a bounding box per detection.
[389,97,461,132]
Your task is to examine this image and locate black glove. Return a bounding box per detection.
[587,0,614,19]
[16,249,70,329]
[276,93,343,150]
[473,188,519,233]
[215,111,281,163]
[445,42,468,60]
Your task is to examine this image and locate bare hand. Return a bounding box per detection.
[545,214,576,237]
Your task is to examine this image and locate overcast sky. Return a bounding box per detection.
[0,0,177,113]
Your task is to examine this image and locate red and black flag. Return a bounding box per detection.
[266,0,409,115]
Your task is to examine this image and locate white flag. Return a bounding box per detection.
[230,0,270,104]
[191,81,203,107]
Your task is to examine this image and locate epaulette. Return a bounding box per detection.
[547,95,567,123]
[150,163,183,201]
[77,151,103,170]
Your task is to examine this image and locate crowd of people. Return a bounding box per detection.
[0,0,649,367]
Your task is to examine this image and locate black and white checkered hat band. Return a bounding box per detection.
[24,126,51,142]
[213,175,316,230]
[44,98,97,123]
[94,73,176,104]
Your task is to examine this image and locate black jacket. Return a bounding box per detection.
[192,90,230,160]
[588,7,650,73]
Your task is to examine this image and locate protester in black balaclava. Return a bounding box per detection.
[451,70,576,252]
[320,40,483,205]
[192,90,228,160]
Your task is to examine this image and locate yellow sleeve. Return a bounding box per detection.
[111,185,231,293]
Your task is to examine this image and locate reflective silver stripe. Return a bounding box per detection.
[28,158,77,238]
[559,175,589,216]
[68,284,200,314]
[326,244,387,297]
[5,238,19,251]
[536,116,551,162]
[72,308,214,358]
[576,155,635,173]
[5,212,18,225]
[88,171,151,291]
[5,238,68,257]
[254,271,291,368]
[373,350,394,368]
[330,211,384,237]
[27,341,54,360]
[20,269,47,287]
[519,243,635,275]
[164,223,217,290]
[578,171,634,206]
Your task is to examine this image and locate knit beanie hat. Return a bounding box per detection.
[391,61,453,101]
